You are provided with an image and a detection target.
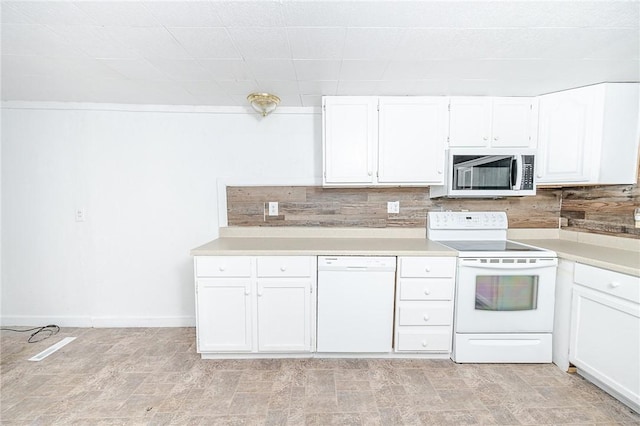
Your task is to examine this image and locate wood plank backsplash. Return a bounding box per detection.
[227,186,562,229]
[559,153,640,239]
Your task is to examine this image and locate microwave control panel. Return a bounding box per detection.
[521,156,535,190]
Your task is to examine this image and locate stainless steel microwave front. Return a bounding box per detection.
[430,149,537,198]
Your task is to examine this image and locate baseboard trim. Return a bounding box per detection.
[1,316,195,328]
[1,316,94,327]
[90,316,195,328]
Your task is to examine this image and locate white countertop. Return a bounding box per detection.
[190,236,455,257]
[512,238,640,277]
[191,227,640,277]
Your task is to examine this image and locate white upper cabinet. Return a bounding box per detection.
[537,83,640,185]
[448,97,538,148]
[378,97,447,185]
[448,98,492,147]
[492,98,538,148]
[323,96,448,186]
[323,96,377,185]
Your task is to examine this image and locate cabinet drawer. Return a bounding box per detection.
[398,302,452,326]
[400,257,456,278]
[397,329,451,352]
[257,256,312,277]
[195,256,251,278]
[399,278,454,301]
[574,263,639,303]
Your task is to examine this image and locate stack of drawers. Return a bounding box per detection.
[395,257,456,353]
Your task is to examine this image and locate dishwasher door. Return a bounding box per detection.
[316,256,396,353]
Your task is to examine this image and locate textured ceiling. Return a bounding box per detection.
[1,0,639,107]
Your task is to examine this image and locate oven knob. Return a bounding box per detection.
[425,267,431,272]
[219,266,226,271]
[424,289,431,295]
[422,341,428,347]
[280,266,287,271]
[423,315,430,322]
[608,282,620,289]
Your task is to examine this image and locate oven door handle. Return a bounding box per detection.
[458,260,557,270]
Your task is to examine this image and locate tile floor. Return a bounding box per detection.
[1,327,639,425]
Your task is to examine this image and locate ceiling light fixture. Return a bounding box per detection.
[247,93,280,117]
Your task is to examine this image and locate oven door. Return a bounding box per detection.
[455,257,557,333]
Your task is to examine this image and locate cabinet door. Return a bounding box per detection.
[378,97,447,184]
[196,279,252,352]
[570,286,640,407]
[491,97,536,148]
[257,279,311,352]
[448,97,492,147]
[537,87,597,183]
[323,96,377,185]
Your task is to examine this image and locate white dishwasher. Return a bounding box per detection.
[317,256,396,353]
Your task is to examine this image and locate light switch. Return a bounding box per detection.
[387,201,400,214]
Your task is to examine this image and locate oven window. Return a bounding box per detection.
[475,275,539,311]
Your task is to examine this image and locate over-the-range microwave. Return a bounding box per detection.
[430,149,536,198]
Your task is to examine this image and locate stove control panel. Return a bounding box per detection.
[428,211,508,230]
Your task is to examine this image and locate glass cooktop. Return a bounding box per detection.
[438,240,546,252]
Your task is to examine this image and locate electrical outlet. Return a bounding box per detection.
[75,208,86,222]
[634,208,640,228]
[268,202,278,216]
[387,201,400,214]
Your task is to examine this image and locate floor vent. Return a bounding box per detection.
[28,337,76,361]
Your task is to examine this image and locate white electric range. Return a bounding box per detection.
[428,211,558,363]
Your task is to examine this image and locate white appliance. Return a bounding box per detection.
[428,211,558,363]
[317,256,396,353]
[430,149,536,198]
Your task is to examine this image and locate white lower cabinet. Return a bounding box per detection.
[195,256,316,356]
[257,279,311,352]
[570,263,640,412]
[197,279,253,352]
[394,256,456,353]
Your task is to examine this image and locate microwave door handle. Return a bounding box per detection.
[511,156,523,190]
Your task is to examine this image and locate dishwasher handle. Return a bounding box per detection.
[317,256,397,272]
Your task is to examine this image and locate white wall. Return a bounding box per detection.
[1,103,320,327]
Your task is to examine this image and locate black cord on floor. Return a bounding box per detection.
[0,325,60,343]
